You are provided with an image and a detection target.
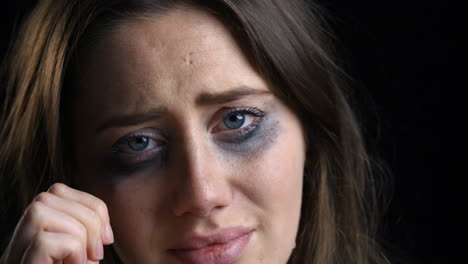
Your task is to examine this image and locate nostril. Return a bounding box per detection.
[170,181,232,217]
[172,198,223,217]
[168,143,233,217]
[172,204,212,218]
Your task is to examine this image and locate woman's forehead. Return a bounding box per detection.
[73,6,270,130]
[107,8,236,62]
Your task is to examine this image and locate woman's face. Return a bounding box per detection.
[73,6,305,264]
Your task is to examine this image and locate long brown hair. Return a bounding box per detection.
[0,0,389,263]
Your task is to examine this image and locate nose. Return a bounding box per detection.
[170,131,232,217]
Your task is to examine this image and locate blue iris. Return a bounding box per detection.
[224,112,245,129]
[128,136,149,151]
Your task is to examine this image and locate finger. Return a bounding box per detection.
[10,201,88,264]
[21,231,85,264]
[47,183,114,244]
[34,192,105,261]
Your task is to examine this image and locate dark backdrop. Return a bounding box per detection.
[1,1,461,263]
[323,1,462,263]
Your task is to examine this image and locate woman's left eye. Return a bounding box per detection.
[223,112,249,129]
[213,108,265,133]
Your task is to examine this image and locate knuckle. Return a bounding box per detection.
[24,202,45,225]
[89,210,101,228]
[69,218,88,241]
[94,200,108,218]
[76,221,87,236]
[78,229,88,245]
[68,237,83,253]
[48,183,67,195]
[34,192,53,204]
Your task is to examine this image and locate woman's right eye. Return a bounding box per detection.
[126,136,151,152]
[113,135,164,154]
[106,132,168,174]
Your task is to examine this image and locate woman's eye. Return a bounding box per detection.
[213,108,265,133]
[223,112,247,129]
[114,135,162,154]
[128,136,150,151]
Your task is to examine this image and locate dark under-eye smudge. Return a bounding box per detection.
[102,148,168,183]
[216,115,280,158]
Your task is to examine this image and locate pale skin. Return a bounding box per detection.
[1,183,114,263]
[2,6,306,264]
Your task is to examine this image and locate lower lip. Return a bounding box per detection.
[168,231,253,264]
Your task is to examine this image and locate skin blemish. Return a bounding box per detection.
[183,52,195,65]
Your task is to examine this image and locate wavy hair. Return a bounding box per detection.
[0,0,389,263]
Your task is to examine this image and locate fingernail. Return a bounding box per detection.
[96,238,104,260]
[104,223,114,243]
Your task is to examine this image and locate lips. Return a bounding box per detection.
[168,227,254,264]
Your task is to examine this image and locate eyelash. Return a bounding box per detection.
[112,132,164,153]
[109,107,265,171]
[212,107,265,134]
[109,131,167,173]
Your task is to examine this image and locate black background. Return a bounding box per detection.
[1,1,462,263]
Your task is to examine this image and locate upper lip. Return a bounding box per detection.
[168,226,254,250]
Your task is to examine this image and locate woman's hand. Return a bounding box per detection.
[1,183,114,264]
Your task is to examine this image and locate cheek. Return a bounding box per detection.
[98,178,174,262]
[229,116,305,259]
[232,114,305,207]
[246,131,304,217]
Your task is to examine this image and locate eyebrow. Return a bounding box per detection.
[195,86,271,106]
[95,86,271,133]
[95,107,167,133]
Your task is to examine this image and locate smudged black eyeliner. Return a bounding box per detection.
[102,107,272,180]
[103,148,168,181]
[215,115,278,156]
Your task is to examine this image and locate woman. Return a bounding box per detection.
[0,0,389,263]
